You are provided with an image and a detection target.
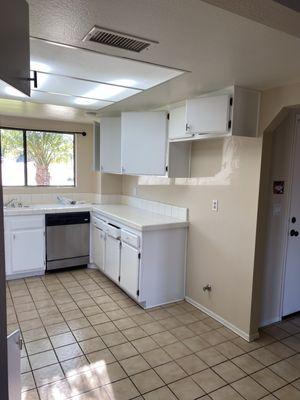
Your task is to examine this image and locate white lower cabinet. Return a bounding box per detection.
[91,211,187,308]
[105,235,121,284]
[5,215,45,279]
[91,225,105,271]
[120,242,140,300]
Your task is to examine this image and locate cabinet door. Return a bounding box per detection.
[120,243,140,299]
[7,330,21,400]
[121,111,167,175]
[11,228,45,273]
[91,226,105,271]
[186,95,231,134]
[105,235,120,283]
[100,117,121,173]
[169,106,191,140]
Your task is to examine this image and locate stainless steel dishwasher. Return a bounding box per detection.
[45,212,90,271]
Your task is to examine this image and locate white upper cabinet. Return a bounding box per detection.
[100,117,121,173]
[169,86,260,141]
[186,94,231,135]
[121,111,168,176]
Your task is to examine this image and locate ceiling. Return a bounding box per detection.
[2,0,300,122]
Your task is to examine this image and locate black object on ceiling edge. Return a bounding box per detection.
[273,0,300,13]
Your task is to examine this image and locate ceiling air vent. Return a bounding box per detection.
[82,26,157,52]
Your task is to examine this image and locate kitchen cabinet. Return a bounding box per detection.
[120,241,140,300]
[5,215,45,279]
[91,224,105,271]
[91,210,187,308]
[169,86,260,141]
[100,117,122,173]
[121,111,168,175]
[105,235,121,284]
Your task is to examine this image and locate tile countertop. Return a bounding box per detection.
[4,203,188,231]
[92,204,188,231]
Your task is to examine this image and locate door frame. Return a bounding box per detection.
[278,114,300,319]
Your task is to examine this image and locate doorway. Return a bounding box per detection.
[282,116,300,317]
[259,110,300,327]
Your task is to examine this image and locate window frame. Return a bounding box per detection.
[0,127,76,188]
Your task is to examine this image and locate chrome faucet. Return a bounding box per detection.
[4,198,18,208]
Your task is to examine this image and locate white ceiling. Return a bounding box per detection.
[2,0,300,122]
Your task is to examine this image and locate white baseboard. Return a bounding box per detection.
[185,296,259,342]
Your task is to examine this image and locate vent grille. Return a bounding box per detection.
[82,26,157,52]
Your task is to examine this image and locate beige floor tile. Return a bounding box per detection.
[210,385,244,400]
[22,327,47,343]
[104,378,139,400]
[170,326,195,340]
[67,317,91,330]
[288,354,300,369]
[21,388,39,400]
[120,354,150,375]
[45,322,70,336]
[282,336,300,352]
[188,320,212,334]
[152,331,178,346]
[131,369,164,394]
[183,335,210,352]
[38,378,72,400]
[94,361,126,385]
[192,368,226,393]
[73,326,98,341]
[29,350,58,370]
[56,343,83,362]
[176,313,198,325]
[273,384,300,400]
[176,354,208,375]
[270,359,300,382]
[142,348,172,367]
[232,354,264,374]
[233,337,262,352]
[79,337,106,354]
[21,371,36,392]
[144,386,177,400]
[265,342,295,359]
[114,317,137,330]
[110,342,138,360]
[163,341,192,359]
[131,313,154,325]
[147,309,170,321]
[61,355,91,376]
[169,376,205,400]
[20,318,43,332]
[200,331,228,346]
[250,348,282,366]
[21,357,31,373]
[101,331,127,347]
[155,360,187,384]
[50,332,76,348]
[33,363,64,387]
[123,326,148,341]
[160,316,182,330]
[215,341,245,359]
[212,361,246,383]
[94,321,118,335]
[141,321,165,335]
[251,368,287,391]
[87,348,116,367]
[88,313,110,325]
[72,387,110,400]
[196,347,227,367]
[62,309,84,321]
[231,376,269,400]
[131,336,159,353]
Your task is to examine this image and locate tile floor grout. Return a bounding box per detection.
[6,268,300,400]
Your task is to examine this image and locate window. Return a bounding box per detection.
[0,129,75,187]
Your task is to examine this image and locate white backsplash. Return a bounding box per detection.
[3,193,188,221]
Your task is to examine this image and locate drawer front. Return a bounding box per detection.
[91,216,105,230]
[103,222,121,238]
[7,215,45,230]
[121,230,140,248]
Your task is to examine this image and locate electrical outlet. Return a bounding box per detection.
[212,199,218,212]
